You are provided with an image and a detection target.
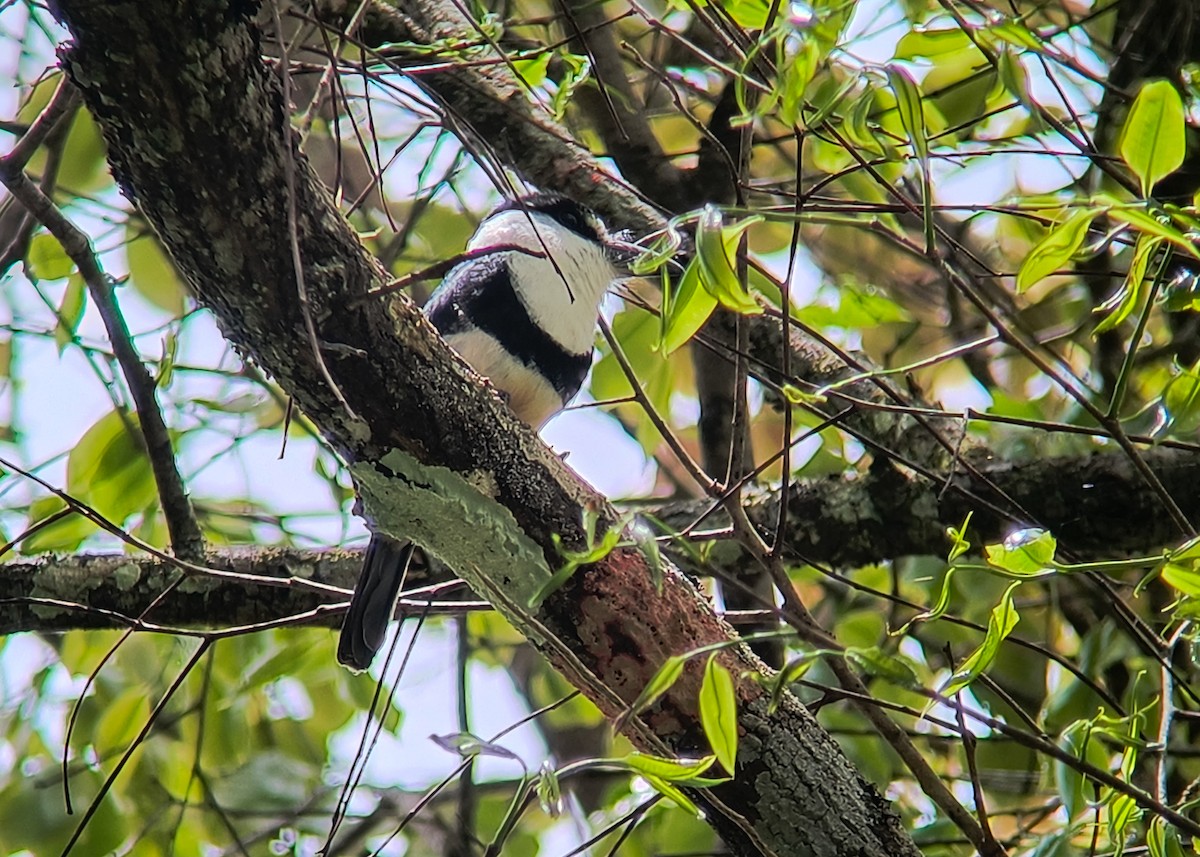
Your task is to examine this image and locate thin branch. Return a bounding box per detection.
[0,150,205,562]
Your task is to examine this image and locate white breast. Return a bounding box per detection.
[468,210,614,356]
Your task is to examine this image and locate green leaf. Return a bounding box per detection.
[721,0,769,28]
[842,88,885,156]
[1147,816,1187,857]
[536,762,563,817]
[642,775,701,816]
[760,652,818,714]
[630,229,682,276]
[20,496,96,554]
[94,686,150,755]
[1103,202,1200,258]
[694,206,763,315]
[125,230,186,316]
[947,513,973,562]
[778,38,820,127]
[512,51,551,87]
[894,26,972,60]
[26,232,75,281]
[1119,79,1186,196]
[986,22,1046,53]
[66,409,157,525]
[844,646,919,687]
[623,753,716,783]
[984,528,1058,577]
[1094,234,1160,334]
[885,64,932,250]
[54,275,88,355]
[1158,357,1200,436]
[941,581,1021,697]
[1106,792,1140,856]
[661,260,719,354]
[699,654,738,773]
[624,654,687,723]
[1161,537,1200,598]
[895,566,956,634]
[1017,210,1098,292]
[548,53,591,121]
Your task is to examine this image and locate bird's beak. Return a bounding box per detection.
[603,233,645,275]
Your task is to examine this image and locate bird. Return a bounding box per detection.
[338,192,624,671]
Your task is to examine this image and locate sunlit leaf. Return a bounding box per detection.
[1016,209,1098,292]
[54,274,87,354]
[512,51,551,87]
[623,753,717,783]
[125,230,186,316]
[624,654,687,723]
[661,261,719,354]
[984,528,1058,577]
[1094,234,1160,334]
[699,654,738,773]
[26,232,75,281]
[1160,536,1200,598]
[694,207,763,315]
[844,646,919,687]
[985,22,1045,53]
[1119,79,1186,196]
[941,581,1021,697]
[1106,792,1140,855]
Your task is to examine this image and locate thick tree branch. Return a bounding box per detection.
[51,2,919,854]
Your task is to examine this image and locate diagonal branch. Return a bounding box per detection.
[51,2,921,855]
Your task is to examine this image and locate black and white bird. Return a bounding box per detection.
[338,192,624,671]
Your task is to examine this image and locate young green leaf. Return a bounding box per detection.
[761,652,819,714]
[1017,209,1098,292]
[631,229,683,276]
[699,654,738,773]
[536,762,563,817]
[1106,792,1141,856]
[54,275,88,354]
[886,64,932,251]
[895,566,956,635]
[694,206,763,315]
[844,646,919,687]
[1119,79,1186,197]
[1104,204,1200,258]
[621,654,687,726]
[1158,357,1200,436]
[947,513,973,562]
[984,528,1058,578]
[642,775,701,816]
[622,753,716,783]
[1094,234,1160,335]
[27,232,76,281]
[661,260,719,354]
[941,581,1021,697]
[1160,536,1200,598]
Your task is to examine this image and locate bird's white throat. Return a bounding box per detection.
[469,210,614,356]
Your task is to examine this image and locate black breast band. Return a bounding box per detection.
[424,254,592,401]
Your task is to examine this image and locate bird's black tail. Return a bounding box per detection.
[337,535,415,671]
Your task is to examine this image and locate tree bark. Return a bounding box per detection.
[50,1,922,854]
